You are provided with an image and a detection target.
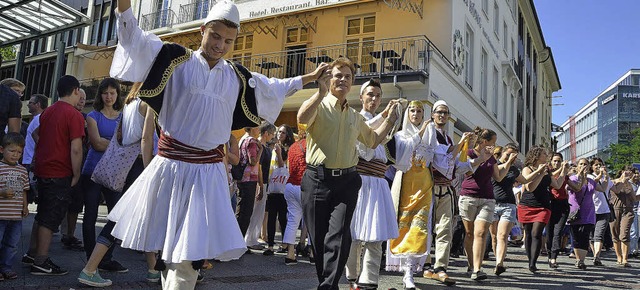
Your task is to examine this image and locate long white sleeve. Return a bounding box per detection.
[110,8,164,82]
[250,73,303,124]
[393,132,420,172]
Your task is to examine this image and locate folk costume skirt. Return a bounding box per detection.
[108,155,247,264]
[386,165,434,272]
[350,175,399,242]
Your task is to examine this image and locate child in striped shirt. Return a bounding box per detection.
[0,133,29,281]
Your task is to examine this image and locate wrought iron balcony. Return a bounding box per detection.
[141,9,177,31]
[230,36,435,80]
[178,0,213,24]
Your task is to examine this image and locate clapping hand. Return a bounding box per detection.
[315,63,332,94]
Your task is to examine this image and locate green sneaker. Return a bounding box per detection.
[78,270,112,287]
[146,270,161,283]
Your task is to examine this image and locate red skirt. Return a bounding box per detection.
[517,205,551,224]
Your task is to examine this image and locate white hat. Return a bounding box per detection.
[359,79,381,95]
[359,80,372,95]
[203,0,240,27]
[432,100,449,112]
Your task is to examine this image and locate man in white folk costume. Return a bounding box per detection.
[107,0,326,288]
[345,79,400,290]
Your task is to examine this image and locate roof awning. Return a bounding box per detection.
[0,0,90,47]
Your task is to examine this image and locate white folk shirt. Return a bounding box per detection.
[110,8,302,151]
[356,110,388,163]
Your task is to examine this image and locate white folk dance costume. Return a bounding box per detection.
[345,110,400,289]
[385,102,438,288]
[107,3,302,289]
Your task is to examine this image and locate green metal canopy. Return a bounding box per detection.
[0,0,90,47]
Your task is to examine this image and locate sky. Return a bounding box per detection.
[533,0,640,125]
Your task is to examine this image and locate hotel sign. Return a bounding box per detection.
[238,0,359,20]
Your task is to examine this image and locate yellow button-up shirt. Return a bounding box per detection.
[305,94,377,168]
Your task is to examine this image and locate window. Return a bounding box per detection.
[503,22,508,54]
[493,66,499,117]
[346,15,375,73]
[232,34,253,68]
[482,0,489,17]
[480,48,488,105]
[286,27,308,44]
[502,82,508,126]
[464,24,474,89]
[494,2,499,37]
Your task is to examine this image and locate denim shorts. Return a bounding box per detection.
[494,202,517,224]
[458,195,495,223]
[34,177,72,231]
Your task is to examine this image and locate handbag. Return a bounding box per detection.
[568,188,587,223]
[268,166,289,194]
[230,138,248,181]
[91,119,141,192]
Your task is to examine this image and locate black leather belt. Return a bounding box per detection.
[307,164,357,179]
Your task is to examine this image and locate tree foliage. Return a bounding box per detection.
[605,128,640,172]
[0,46,17,62]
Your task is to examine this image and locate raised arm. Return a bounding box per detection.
[516,163,546,184]
[565,168,586,192]
[549,166,567,189]
[523,166,547,193]
[297,65,331,125]
[493,152,517,182]
[111,0,163,81]
[116,0,131,12]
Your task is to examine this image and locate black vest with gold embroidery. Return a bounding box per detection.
[138,42,261,131]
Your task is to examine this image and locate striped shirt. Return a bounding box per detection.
[0,162,29,220]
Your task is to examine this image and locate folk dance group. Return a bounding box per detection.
[66,1,573,290]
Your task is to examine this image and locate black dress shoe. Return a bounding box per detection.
[548,261,559,268]
[263,249,274,256]
[284,258,297,265]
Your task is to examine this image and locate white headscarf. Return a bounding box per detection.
[394,100,438,171]
[400,101,429,138]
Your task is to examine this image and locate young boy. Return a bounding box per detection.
[0,132,29,281]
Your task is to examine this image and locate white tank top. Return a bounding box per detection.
[121,98,145,146]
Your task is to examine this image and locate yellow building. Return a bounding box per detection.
[1,0,560,151]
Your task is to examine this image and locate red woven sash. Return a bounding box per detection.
[356,158,388,178]
[158,133,224,164]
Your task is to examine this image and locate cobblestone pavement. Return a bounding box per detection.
[3,205,639,289]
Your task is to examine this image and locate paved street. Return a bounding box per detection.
[3,204,639,289]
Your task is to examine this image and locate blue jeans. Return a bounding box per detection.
[0,220,22,272]
[629,205,639,253]
[81,175,121,261]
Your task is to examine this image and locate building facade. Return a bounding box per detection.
[555,69,640,162]
[1,0,560,149]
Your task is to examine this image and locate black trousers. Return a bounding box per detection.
[266,193,288,246]
[546,199,569,259]
[301,168,361,290]
[237,181,258,237]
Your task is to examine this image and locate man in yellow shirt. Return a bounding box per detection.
[297,57,398,289]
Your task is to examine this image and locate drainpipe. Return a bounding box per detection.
[393,75,403,99]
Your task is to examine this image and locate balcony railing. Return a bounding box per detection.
[178,0,213,24]
[231,36,434,80]
[141,9,177,31]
